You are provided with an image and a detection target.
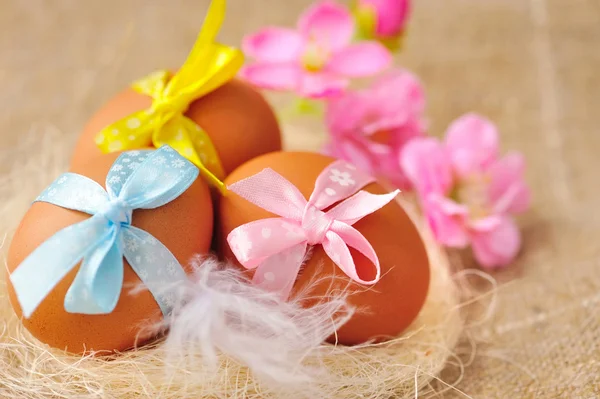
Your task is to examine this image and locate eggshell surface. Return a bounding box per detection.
[71,77,282,175]
[7,151,214,354]
[218,151,430,345]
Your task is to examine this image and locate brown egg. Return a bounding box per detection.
[217,152,430,345]
[70,77,282,176]
[6,151,214,355]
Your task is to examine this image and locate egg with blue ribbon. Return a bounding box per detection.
[6,145,214,354]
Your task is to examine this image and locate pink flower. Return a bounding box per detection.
[355,0,411,39]
[400,114,531,269]
[323,69,426,189]
[240,1,392,98]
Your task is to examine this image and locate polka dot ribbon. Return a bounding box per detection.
[226,160,400,300]
[94,0,244,193]
[9,146,198,318]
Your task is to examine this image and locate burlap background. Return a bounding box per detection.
[1,0,599,397]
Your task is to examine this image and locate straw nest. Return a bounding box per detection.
[0,126,470,398]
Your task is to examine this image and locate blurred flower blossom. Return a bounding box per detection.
[353,0,411,49]
[323,69,426,189]
[400,114,531,268]
[240,1,392,98]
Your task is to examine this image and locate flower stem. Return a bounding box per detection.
[277,97,325,123]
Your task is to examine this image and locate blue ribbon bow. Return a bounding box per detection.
[10,145,199,318]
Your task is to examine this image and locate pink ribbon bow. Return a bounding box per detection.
[227,160,400,299]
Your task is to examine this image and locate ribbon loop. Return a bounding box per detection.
[10,146,198,318]
[228,168,307,220]
[308,160,376,210]
[94,0,242,192]
[227,160,399,300]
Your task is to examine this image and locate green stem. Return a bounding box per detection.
[277,97,325,123]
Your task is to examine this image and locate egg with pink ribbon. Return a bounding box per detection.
[218,151,430,345]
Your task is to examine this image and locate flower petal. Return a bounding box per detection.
[298,72,347,98]
[358,0,410,37]
[325,90,372,136]
[469,216,522,269]
[445,113,499,178]
[327,42,392,77]
[488,152,531,214]
[242,28,304,63]
[373,144,412,190]
[361,69,425,134]
[400,137,454,196]
[424,194,470,248]
[298,1,354,50]
[239,62,301,91]
[323,137,377,175]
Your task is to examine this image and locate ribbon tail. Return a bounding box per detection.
[325,189,400,226]
[95,110,155,154]
[153,116,226,193]
[252,243,308,301]
[9,217,108,318]
[123,226,189,316]
[172,43,244,101]
[167,0,244,97]
[64,226,123,314]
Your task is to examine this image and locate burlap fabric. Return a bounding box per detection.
[1,0,598,397]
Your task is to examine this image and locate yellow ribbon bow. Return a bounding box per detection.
[94,0,244,192]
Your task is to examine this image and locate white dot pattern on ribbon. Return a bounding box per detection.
[329,168,355,187]
[230,229,253,261]
[309,159,377,211]
[280,221,305,240]
[263,272,276,282]
[36,174,108,215]
[122,226,190,316]
[166,262,178,276]
[124,236,139,252]
[261,228,271,239]
[138,269,149,280]
[152,155,167,165]
[172,159,186,168]
[108,141,123,151]
[106,150,151,196]
[126,118,141,129]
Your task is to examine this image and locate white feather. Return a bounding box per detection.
[146,256,354,394]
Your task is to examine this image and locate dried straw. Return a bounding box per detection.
[0,126,471,398]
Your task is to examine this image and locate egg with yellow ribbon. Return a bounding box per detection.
[71,0,281,192]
